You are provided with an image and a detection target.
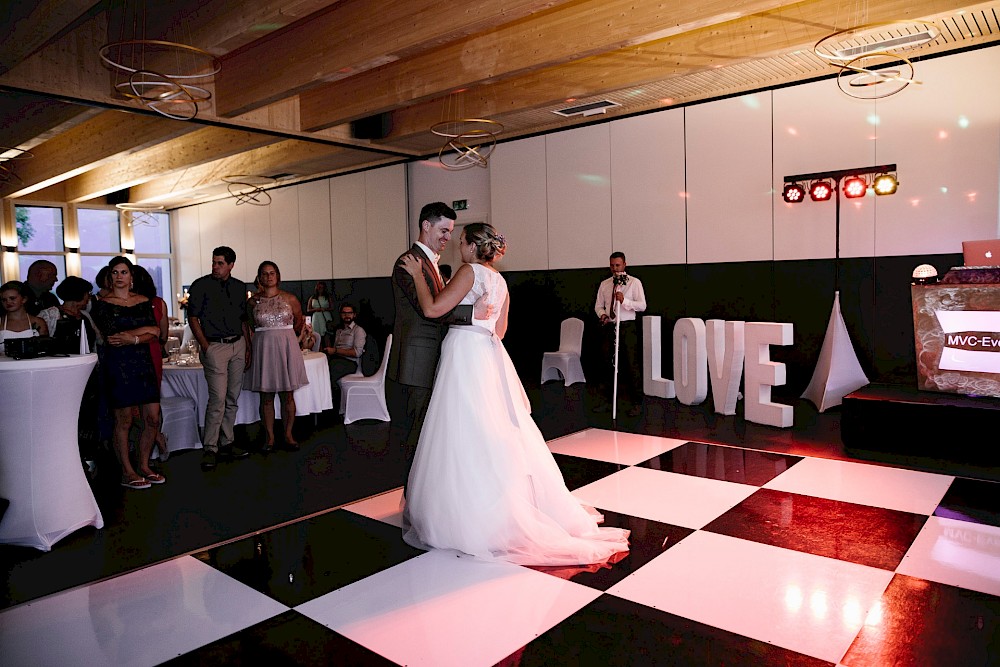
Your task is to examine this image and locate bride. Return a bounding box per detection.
[398,223,629,566]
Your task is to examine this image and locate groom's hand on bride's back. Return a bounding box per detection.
[473,300,494,320]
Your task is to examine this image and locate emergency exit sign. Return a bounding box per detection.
[452,199,468,211]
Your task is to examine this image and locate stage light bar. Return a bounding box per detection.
[782,182,806,203]
[843,175,868,198]
[872,172,898,195]
[809,180,833,201]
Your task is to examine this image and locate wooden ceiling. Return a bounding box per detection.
[1,0,997,209]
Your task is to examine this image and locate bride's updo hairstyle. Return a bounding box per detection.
[463,222,506,262]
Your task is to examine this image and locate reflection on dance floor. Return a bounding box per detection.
[1,428,998,666]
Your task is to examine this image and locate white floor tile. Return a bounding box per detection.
[547,428,687,465]
[571,466,757,529]
[0,556,288,667]
[896,515,1000,596]
[609,531,894,663]
[342,488,404,527]
[296,549,600,667]
[764,457,953,515]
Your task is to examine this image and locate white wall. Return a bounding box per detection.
[176,46,1000,280]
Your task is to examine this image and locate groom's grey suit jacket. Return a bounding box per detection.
[388,244,471,389]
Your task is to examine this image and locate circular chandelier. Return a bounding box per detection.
[0,147,33,185]
[99,39,221,120]
[222,175,277,206]
[813,21,939,99]
[431,119,503,171]
[116,202,165,226]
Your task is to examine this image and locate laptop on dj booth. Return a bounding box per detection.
[962,239,1000,267]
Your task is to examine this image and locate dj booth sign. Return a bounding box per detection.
[912,282,1000,397]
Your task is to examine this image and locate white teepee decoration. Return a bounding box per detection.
[801,291,869,411]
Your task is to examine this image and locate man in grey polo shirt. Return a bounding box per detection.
[187,246,252,471]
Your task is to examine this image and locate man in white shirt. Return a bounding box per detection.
[324,302,367,384]
[594,251,646,416]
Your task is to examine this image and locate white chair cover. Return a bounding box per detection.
[153,396,202,460]
[540,317,586,385]
[339,334,392,424]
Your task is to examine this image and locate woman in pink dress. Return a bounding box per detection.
[245,261,308,452]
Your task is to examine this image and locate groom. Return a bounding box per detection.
[388,202,472,489]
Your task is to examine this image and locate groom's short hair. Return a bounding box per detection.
[419,202,457,226]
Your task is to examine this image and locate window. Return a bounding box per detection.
[133,212,174,317]
[78,208,120,253]
[15,205,66,292]
[15,205,64,252]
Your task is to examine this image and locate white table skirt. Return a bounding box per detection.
[161,351,333,427]
[0,354,103,551]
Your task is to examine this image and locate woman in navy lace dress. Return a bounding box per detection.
[91,257,163,489]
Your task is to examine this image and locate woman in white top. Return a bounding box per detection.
[0,281,48,355]
[397,223,630,566]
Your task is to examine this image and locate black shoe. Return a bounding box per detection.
[218,445,249,461]
[282,441,300,452]
[201,451,217,471]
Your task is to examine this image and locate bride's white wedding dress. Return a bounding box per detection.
[403,263,630,565]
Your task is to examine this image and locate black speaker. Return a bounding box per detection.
[106,188,130,206]
[350,113,392,140]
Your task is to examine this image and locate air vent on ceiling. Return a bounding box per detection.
[832,30,938,59]
[552,100,621,117]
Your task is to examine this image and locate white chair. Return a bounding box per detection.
[153,396,202,460]
[311,332,322,352]
[540,317,586,385]
[338,334,391,424]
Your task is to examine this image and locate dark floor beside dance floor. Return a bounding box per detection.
[1,383,998,665]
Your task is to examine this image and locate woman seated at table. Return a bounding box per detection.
[0,281,48,355]
[91,257,163,489]
[39,276,98,353]
[245,261,308,452]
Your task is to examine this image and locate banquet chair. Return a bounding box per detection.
[540,317,586,385]
[339,334,391,424]
[153,396,202,460]
[311,333,322,352]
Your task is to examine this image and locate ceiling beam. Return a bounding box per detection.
[214,0,576,117]
[299,0,799,131]
[0,1,98,75]
[383,0,976,141]
[0,93,99,150]
[62,127,284,202]
[129,139,352,203]
[1,110,195,199]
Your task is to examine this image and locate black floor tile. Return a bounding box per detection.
[637,441,802,486]
[841,574,1000,667]
[551,453,627,491]
[506,593,834,667]
[702,488,928,570]
[164,610,395,666]
[934,477,1000,528]
[527,511,694,591]
[194,510,423,607]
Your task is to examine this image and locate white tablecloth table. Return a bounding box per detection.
[160,351,333,426]
[0,354,103,551]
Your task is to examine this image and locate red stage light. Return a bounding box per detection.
[843,176,868,198]
[809,180,833,201]
[782,183,805,203]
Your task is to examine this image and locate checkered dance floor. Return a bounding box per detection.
[2,429,998,665]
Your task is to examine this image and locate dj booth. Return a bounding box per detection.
[842,269,1000,468]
